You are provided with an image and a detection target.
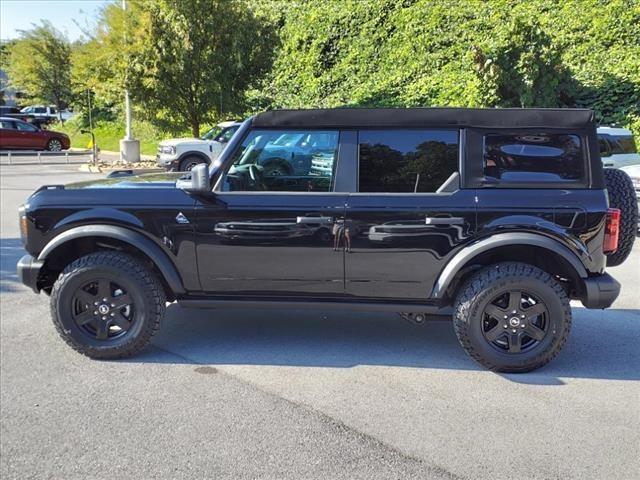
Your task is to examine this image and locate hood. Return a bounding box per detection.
[65,172,185,189]
[159,137,214,147]
[620,164,640,179]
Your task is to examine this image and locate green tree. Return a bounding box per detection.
[133,0,275,136]
[71,1,150,123]
[6,22,72,116]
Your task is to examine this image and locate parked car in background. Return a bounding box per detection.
[0,106,31,123]
[0,106,23,117]
[157,120,242,171]
[620,164,640,231]
[0,117,70,151]
[19,105,74,126]
[598,126,639,169]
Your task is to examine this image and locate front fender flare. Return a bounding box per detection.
[431,232,588,299]
[38,225,185,294]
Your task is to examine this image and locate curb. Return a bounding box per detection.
[79,163,163,174]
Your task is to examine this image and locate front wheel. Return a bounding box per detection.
[179,156,205,171]
[46,138,63,151]
[50,251,166,359]
[453,262,571,372]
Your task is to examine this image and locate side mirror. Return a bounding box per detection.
[189,163,210,192]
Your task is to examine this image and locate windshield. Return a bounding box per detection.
[201,126,223,140]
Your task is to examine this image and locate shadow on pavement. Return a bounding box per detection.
[3,235,638,383]
[0,238,26,293]
[129,302,640,384]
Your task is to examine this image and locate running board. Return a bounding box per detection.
[177,297,453,316]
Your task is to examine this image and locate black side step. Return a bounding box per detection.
[177,297,453,316]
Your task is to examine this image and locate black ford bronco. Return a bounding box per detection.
[17,108,638,372]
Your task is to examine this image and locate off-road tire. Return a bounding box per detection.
[179,156,205,171]
[603,168,637,267]
[50,251,165,359]
[453,262,571,373]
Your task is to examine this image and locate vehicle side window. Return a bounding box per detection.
[610,135,637,154]
[50,107,57,114]
[358,129,459,193]
[0,120,16,129]
[484,133,584,182]
[222,129,339,192]
[34,107,46,114]
[16,122,38,132]
[216,126,238,143]
[598,136,612,157]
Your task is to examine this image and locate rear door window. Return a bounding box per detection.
[483,133,584,183]
[358,130,459,193]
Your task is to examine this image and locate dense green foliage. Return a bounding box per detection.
[267,0,640,135]
[3,0,639,140]
[4,22,72,113]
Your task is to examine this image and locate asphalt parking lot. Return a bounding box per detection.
[1,164,639,479]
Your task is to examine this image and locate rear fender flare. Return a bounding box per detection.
[431,232,588,299]
[38,224,185,294]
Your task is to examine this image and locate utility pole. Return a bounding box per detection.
[119,0,140,163]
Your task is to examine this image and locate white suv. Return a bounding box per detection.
[156,121,241,171]
[598,126,639,169]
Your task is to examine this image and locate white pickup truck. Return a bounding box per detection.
[598,126,639,169]
[20,105,74,125]
[156,120,241,171]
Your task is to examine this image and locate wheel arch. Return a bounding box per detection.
[431,233,588,302]
[37,225,185,300]
[178,150,210,165]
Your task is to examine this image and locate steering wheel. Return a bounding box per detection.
[248,164,267,190]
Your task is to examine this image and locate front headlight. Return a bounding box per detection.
[159,145,176,155]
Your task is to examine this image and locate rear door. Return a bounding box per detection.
[194,128,349,297]
[344,129,476,300]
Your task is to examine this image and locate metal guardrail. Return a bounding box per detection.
[0,150,96,165]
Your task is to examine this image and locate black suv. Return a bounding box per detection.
[17,108,637,372]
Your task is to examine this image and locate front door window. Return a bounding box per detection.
[221,129,339,192]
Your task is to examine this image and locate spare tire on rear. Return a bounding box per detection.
[603,168,638,267]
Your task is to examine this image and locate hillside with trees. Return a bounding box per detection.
[2,0,638,149]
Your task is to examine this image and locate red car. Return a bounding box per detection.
[0,117,70,151]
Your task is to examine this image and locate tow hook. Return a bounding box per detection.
[399,312,427,325]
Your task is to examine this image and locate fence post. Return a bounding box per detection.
[37,151,41,164]
[66,151,69,164]
[7,151,11,165]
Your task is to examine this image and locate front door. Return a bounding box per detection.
[344,129,476,300]
[15,121,44,149]
[194,128,348,297]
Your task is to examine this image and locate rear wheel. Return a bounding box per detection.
[453,262,571,372]
[604,168,637,267]
[46,138,63,151]
[179,156,205,171]
[50,251,165,359]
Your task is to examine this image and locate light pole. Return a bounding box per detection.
[119,0,140,163]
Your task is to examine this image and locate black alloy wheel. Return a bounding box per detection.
[50,251,165,359]
[453,262,571,372]
[481,289,549,354]
[71,278,135,341]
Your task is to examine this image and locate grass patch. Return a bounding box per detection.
[54,119,165,156]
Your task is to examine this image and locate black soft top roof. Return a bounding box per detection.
[253,107,596,129]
